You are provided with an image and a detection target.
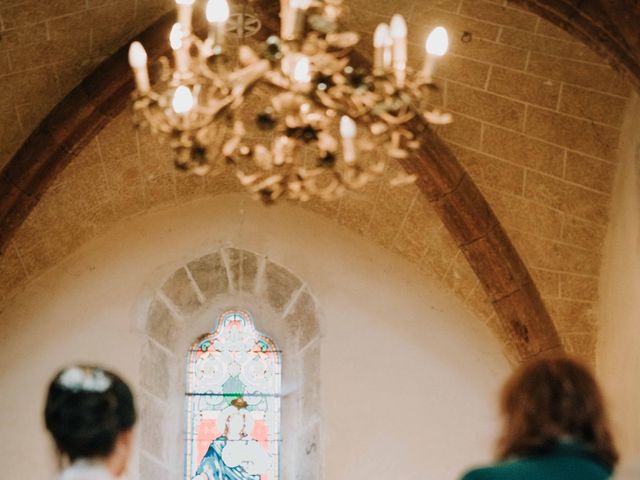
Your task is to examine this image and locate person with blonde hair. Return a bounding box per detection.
[44,366,136,480]
[460,355,618,480]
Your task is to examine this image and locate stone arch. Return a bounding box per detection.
[138,247,321,480]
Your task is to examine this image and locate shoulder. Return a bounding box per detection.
[460,465,505,480]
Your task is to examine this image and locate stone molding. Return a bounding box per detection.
[139,247,322,480]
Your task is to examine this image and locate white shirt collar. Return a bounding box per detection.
[58,460,115,480]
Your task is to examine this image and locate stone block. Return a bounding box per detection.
[411,8,501,42]
[527,52,614,93]
[187,252,230,300]
[337,193,374,234]
[460,0,538,31]
[565,151,616,194]
[535,20,575,41]
[421,226,458,279]
[511,232,601,277]
[499,27,602,63]
[97,112,138,163]
[140,393,167,462]
[145,172,176,206]
[437,113,483,150]
[141,340,171,400]
[175,173,205,200]
[0,244,27,299]
[264,261,302,312]
[481,124,565,178]
[523,170,609,225]
[559,274,599,302]
[545,297,597,334]
[146,298,178,351]
[451,144,525,196]
[284,290,319,349]
[298,421,322,480]
[530,268,560,297]
[562,333,596,364]
[449,36,528,70]
[559,85,627,127]
[301,197,340,220]
[434,54,491,89]
[466,285,495,320]
[561,216,607,252]
[525,107,618,161]
[140,454,169,480]
[446,82,526,131]
[226,248,259,294]
[392,199,439,265]
[161,267,202,315]
[301,341,321,421]
[484,189,563,241]
[443,253,478,300]
[488,67,560,109]
[346,0,413,18]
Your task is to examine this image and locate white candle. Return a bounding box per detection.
[373,23,391,75]
[172,85,194,115]
[390,14,407,86]
[176,0,195,34]
[128,41,150,94]
[423,26,449,80]
[292,56,311,89]
[170,23,189,74]
[282,0,311,40]
[340,115,357,164]
[206,0,230,53]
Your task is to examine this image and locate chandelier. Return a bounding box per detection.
[128,0,451,203]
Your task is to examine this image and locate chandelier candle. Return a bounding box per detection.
[206,0,230,55]
[423,27,449,81]
[340,115,357,164]
[172,85,194,116]
[282,0,311,41]
[128,42,149,94]
[176,0,195,34]
[292,56,311,91]
[373,23,392,75]
[170,23,189,75]
[390,14,407,87]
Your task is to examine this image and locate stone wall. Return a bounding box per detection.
[0,197,510,480]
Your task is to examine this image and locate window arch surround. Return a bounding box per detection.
[138,248,321,480]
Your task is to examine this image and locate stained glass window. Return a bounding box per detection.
[185,310,281,480]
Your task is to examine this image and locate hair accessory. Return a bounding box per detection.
[57,367,112,393]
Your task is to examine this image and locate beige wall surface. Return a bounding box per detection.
[597,92,640,462]
[0,194,509,480]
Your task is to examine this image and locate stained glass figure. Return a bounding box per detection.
[185,310,281,480]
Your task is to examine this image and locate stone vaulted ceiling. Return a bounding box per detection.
[0,0,636,363]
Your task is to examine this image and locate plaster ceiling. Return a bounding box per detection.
[0,0,635,363]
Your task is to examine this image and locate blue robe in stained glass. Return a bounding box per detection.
[194,436,260,480]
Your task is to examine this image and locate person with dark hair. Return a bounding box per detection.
[460,355,618,480]
[44,366,137,480]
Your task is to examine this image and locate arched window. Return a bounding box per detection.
[185,309,281,480]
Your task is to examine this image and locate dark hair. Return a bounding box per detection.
[44,366,136,461]
[497,355,618,469]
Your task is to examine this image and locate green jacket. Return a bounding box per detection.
[461,442,612,480]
